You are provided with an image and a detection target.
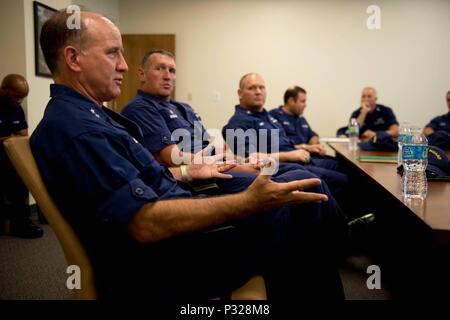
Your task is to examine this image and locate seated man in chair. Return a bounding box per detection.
[31,9,347,301]
[349,87,399,141]
[121,49,316,196]
[423,91,450,149]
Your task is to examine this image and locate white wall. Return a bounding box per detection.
[119,0,450,137]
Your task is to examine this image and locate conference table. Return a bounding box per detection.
[327,142,450,244]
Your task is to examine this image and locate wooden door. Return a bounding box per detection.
[112,34,175,112]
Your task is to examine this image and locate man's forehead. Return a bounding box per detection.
[150,53,175,66]
[362,88,375,96]
[244,75,265,87]
[83,16,121,41]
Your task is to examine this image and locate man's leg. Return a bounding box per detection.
[310,156,340,171]
[240,169,347,300]
[102,169,345,301]
[3,156,43,238]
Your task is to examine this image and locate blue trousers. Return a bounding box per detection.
[99,168,346,301]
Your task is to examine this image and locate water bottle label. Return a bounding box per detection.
[402,145,428,160]
[348,126,359,134]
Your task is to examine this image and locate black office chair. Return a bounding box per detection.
[336,126,349,137]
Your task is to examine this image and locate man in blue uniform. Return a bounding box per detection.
[350,87,399,141]
[269,86,340,171]
[222,73,349,198]
[31,10,346,301]
[424,91,450,136]
[122,50,314,195]
[0,74,43,238]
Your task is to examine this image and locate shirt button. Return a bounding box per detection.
[135,187,144,196]
[162,136,168,142]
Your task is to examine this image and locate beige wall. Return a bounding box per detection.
[119,0,450,137]
[2,0,449,137]
[73,0,119,24]
[0,1,26,109]
[1,0,119,136]
[23,0,71,134]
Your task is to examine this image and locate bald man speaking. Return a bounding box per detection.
[350,87,399,141]
[0,74,43,238]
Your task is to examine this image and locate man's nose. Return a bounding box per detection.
[117,52,128,72]
[162,68,171,79]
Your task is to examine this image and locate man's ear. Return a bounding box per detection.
[137,67,145,83]
[287,96,296,106]
[237,88,242,99]
[63,45,82,73]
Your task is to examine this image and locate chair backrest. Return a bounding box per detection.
[4,136,97,300]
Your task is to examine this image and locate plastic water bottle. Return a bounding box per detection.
[402,128,428,199]
[397,121,412,167]
[348,118,359,150]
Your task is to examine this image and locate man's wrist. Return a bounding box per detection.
[180,164,190,182]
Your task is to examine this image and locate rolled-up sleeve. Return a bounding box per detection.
[385,108,399,127]
[61,132,161,225]
[425,116,439,131]
[96,178,158,224]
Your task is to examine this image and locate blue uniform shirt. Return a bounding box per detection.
[350,104,398,135]
[122,90,209,155]
[269,106,318,145]
[0,96,28,138]
[425,112,450,134]
[222,105,295,157]
[31,84,191,230]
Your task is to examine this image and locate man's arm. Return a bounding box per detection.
[275,149,311,163]
[308,135,320,145]
[0,135,12,142]
[386,124,399,138]
[423,127,434,136]
[167,162,236,181]
[356,104,370,128]
[0,129,28,142]
[295,143,326,156]
[423,117,438,137]
[159,143,261,175]
[127,174,327,243]
[154,144,182,166]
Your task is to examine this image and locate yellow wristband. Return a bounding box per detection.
[180,165,190,182]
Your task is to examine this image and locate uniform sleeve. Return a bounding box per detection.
[303,119,318,141]
[385,107,399,127]
[425,116,440,130]
[350,109,360,120]
[124,105,175,154]
[16,107,28,131]
[222,119,257,158]
[61,132,160,225]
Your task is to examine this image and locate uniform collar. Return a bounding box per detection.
[50,84,144,143]
[277,105,299,119]
[137,90,174,106]
[235,104,267,117]
[50,84,104,114]
[137,90,186,111]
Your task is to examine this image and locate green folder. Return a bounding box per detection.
[358,155,398,163]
